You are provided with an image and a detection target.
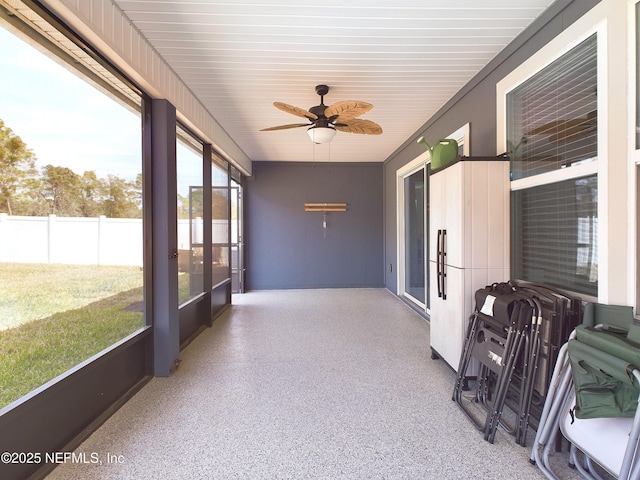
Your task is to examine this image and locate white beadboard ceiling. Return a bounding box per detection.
[113,0,556,163]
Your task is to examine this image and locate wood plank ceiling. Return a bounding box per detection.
[113,0,556,163]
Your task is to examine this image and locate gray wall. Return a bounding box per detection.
[245,161,383,289]
[382,0,600,294]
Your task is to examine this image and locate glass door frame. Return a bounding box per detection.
[397,152,431,311]
[231,181,244,293]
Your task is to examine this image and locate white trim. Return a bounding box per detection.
[633,0,640,166]
[449,123,470,156]
[599,0,633,306]
[396,151,431,178]
[510,162,598,191]
[597,21,611,305]
[631,0,640,311]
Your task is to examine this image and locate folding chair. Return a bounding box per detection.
[562,339,640,479]
[453,284,532,443]
[529,336,575,478]
[531,310,640,480]
[560,381,640,479]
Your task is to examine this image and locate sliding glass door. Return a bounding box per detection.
[403,168,427,306]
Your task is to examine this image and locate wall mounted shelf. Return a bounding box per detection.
[304,203,348,212]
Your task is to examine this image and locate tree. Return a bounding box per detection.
[41,164,83,216]
[177,187,205,220]
[0,119,145,218]
[0,119,37,215]
[11,175,47,216]
[134,173,143,210]
[177,193,190,219]
[101,174,141,218]
[212,188,228,220]
[79,170,103,217]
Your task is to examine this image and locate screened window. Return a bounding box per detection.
[0,18,144,407]
[176,127,204,305]
[212,157,230,287]
[507,34,597,180]
[508,34,598,297]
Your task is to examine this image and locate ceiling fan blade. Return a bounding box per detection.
[273,102,318,120]
[334,118,382,135]
[260,123,310,131]
[325,101,373,120]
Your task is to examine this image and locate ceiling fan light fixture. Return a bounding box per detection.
[307,125,336,144]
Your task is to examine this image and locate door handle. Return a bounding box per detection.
[441,229,447,300]
[436,229,442,298]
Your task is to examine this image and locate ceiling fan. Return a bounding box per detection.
[260,84,383,143]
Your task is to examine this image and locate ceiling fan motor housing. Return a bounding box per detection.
[309,106,329,121]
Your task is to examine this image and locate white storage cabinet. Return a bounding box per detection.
[428,157,510,371]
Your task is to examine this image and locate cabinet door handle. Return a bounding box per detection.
[436,229,442,298]
[441,229,447,300]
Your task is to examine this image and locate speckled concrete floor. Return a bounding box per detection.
[46,288,582,480]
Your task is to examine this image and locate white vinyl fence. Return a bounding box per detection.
[0,214,231,266]
[0,214,144,266]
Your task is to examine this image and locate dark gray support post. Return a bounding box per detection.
[151,99,179,376]
[202,144,213,326]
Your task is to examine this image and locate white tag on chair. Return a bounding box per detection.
[481,295,496,316]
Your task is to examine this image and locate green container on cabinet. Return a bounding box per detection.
[416,137,459,171]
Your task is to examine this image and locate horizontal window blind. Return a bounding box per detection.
[508,34,597,180]
[512,175,598,296]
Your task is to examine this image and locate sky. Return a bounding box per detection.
[0,25,204,195]
[0,27,145,181]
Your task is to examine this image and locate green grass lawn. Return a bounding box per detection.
[0,264,144,408]
[0,263,144,331]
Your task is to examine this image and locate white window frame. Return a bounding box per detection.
[497,25,605,191]
[497,10,608,302]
